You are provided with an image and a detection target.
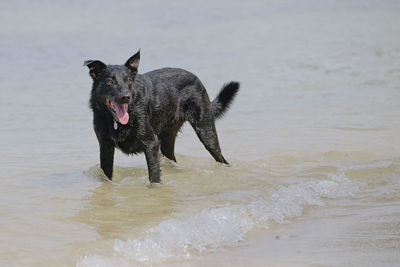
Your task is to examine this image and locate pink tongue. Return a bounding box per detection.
[115,104,129,125]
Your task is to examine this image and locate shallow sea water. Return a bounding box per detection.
[1,0,400,266]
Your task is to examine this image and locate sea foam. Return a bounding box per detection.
[77,173,360,266]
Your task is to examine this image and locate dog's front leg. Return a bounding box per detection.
[100,141,115,180]
[143,136,161,183]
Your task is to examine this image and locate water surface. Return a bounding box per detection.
[0,1,400,266]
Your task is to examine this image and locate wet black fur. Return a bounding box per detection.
[85,51,239,183]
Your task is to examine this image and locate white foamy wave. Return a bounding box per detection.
[248,173,360,225]
[77,173,360,266]
[113,205,253,263]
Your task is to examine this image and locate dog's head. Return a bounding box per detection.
[84,50,140,125]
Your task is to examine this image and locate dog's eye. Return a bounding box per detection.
[106,80,113,86]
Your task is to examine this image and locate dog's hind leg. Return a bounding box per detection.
[182,80,228,164]
[189,115,228,165]
[159,120,184,162]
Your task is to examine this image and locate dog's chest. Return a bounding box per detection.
[113,129,143,154]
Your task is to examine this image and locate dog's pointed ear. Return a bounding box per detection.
[124,49,140,75]
[83,60,107,79]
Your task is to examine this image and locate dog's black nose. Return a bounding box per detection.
[121,95,131,103]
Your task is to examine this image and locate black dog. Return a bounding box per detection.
[84,50,239,183]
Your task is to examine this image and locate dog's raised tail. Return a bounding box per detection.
[211,81,240,119]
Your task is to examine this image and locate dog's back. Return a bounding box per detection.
[135,68,209,133]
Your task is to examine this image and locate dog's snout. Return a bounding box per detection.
[121,95,131,103]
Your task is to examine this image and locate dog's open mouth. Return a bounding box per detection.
[106,99,129,125]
